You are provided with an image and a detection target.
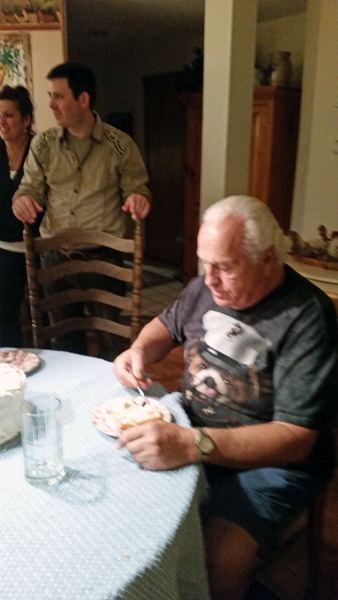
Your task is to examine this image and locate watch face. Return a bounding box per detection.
[199,435,214,454]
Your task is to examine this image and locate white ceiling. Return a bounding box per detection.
[66,0,307,58]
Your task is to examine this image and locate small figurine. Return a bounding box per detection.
[308,225,329,252]
[328,231,338,259]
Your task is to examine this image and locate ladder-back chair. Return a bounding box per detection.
[23,222,143,354]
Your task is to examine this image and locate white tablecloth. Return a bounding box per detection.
[0,350,209,600]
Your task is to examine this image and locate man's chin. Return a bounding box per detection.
[53,114,63,125]
[211,292,231,307]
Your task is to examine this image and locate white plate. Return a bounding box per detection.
[0,350,41,375]
[91,396,172,437]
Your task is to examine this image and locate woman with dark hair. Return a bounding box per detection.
[0,85,34,347]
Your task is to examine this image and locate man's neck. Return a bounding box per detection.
[67,111,96,138]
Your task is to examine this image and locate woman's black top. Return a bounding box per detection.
[0,135,33,243]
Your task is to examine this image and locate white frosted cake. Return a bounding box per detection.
[0,363,26,445]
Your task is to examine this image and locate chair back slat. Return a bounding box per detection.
[42,317,131,341]
[40,289,132,312]
[33,230,134,254]
[35,261,133,284]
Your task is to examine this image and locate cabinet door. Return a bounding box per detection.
[248,100,273,204]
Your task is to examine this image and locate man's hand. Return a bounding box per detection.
[12,195,44,224]
[122,193,150,220]
[113,347,152,390]
[116,420,198,470]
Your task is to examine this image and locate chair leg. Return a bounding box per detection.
[306,492,326,599]
[20,289,33,348]
[85,331,100,357]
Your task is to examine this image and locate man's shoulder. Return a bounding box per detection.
[31,127,61,155]
[185,275,208,294]
[101,123,132,157]
[284,264,335,313]
[177,276,211,309]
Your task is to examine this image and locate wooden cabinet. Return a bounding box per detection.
[249,86,301,233]
[182,86,301,283]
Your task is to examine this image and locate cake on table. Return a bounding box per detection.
[0,363,26,446]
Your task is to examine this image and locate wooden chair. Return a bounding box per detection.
[254,439,337,600]
[19,284,33,348]
[253,292,338,599]
[23,222,143,355]
[325,291,338,316]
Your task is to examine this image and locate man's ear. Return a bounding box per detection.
[263,246,277,272]
[78,91,91,109]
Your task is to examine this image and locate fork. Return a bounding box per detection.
[128,370,147,406]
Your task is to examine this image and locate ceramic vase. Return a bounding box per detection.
[270,51,292,86]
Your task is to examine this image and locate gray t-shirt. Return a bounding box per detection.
[158,265,338,479]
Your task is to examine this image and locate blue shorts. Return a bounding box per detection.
[201,465,324,559]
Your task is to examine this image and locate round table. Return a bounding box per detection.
[0,350,209,600]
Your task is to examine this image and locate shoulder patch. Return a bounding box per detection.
[34,128,59,155]
[102,124,126,157]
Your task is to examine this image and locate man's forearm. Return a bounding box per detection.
[131,317,176,366]
[204,421,317,469]
[12,147,47,207]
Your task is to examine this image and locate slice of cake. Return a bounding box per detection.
[0,363,26,445]
[105,397,163,431]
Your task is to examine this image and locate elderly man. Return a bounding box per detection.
[12,62,150,358]
[114,196,338,599]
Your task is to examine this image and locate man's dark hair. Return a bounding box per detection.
[47,62,96,109]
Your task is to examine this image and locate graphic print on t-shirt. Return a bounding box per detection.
[182,311,272,428]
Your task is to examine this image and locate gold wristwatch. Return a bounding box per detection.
[194,427,215,462]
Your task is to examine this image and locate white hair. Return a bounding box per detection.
[202,195,286,264]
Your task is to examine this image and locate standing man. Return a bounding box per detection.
[12,62,150,358]
[114,196,338,600]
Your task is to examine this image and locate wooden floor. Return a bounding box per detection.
[149,347,338,600]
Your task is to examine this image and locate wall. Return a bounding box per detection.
[256,13,306,88]
[200,0,257,216]
[69,35,203,154]
[30,30,64,132]
[68,12,306,155]
[291,0,338,239]
[1,29,64,132]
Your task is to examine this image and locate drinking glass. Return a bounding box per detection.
[20,395,65,486]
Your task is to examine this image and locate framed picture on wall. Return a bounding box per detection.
[0,1,62,30]
[0,33,33,97]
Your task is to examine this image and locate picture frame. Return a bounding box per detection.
[0,33,33,97]
[0,1,61,30]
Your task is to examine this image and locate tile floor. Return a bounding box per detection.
[140,279,183,319]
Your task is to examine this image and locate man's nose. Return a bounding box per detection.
[49,97,55,110]
[204,265,219,286]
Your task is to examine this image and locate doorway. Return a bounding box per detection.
[143,72,186,269]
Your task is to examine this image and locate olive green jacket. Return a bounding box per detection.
[13,113,150,238]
